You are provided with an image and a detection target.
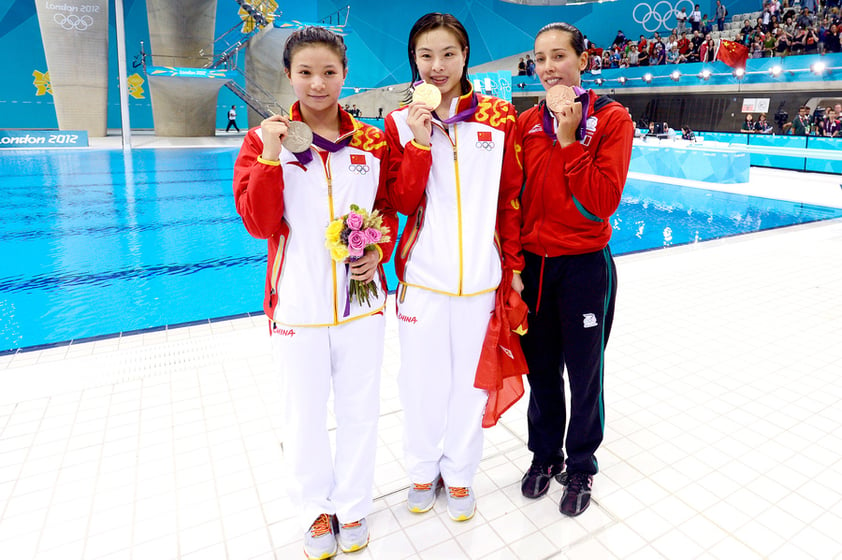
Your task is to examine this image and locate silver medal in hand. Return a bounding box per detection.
[282,121,313,153]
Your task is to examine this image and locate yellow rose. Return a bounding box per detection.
[325,219,344,244]
[330,244,349,262]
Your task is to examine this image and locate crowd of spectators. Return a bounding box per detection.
[512,2,841,137]
[576,0,841,72]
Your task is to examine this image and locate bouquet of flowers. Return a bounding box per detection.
[325,204,391,311]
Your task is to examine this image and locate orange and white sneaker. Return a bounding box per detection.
[407,477,442,513]
[337,518,369,553]
[446,486,476,521]
[303,513,337,559]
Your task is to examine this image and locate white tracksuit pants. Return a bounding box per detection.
[397,287,494,487]
[272,314,385,529]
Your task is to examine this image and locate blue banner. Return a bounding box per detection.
[0,130,88,149]
[146,66,232,79]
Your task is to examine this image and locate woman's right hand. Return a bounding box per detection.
[553,101,582,148]
[406,102,433,147]
[260,114,289,161]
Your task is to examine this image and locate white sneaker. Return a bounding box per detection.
[337,517,369,553]
[446,486,476,521]
[407,477,442,513]
[303,514,337,560]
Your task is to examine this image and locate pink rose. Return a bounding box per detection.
[347,230,366,257]
[363,227,382,244]
[346,212,363,231]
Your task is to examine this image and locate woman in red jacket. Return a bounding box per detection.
[517,22,633,517]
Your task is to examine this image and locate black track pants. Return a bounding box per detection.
[520,247,617,474]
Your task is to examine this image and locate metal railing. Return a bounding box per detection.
[320,5,350,27]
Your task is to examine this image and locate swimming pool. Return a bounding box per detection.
[2,148,841,353]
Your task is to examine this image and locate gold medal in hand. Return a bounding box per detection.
[412,83,442,108]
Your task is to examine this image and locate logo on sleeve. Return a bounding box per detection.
[348,153,369,174]
[476,130,495,151]
[581,117,598,147]
[583,313,598,328]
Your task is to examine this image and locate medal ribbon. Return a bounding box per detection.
[344,262,353,318]
[290,131,353,165]
[542,86,590,142]
[433,93,479,126]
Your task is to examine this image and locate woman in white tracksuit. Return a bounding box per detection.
[384,12,524,522]
[233,27,397,559]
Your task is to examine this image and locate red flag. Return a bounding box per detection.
[350,154,366,164]
[716,40,749,69]
[477,131,492,141]
[474,269,529,428]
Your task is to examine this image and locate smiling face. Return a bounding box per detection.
[534,29,589,90]
[285,44,347,116]
[413,28,467,104]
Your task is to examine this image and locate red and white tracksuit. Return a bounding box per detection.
[517,91,633,475]
[385,88,523,487]
[233,104,397,528]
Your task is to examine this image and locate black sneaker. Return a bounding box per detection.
[521,460,563,499]
[559,471,593,517]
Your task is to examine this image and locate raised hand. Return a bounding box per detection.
[260,114,290,161]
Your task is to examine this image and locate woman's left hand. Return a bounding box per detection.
[511,272,524,295]
[349,249,380,282]
[554,101,582,148]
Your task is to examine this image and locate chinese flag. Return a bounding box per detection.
[350,154,366,164]
[477,131,492,141]
[717,40,749,69]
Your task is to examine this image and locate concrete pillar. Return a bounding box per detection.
[34,1,109,137]
[145,0,218,136]
[147,76,228,136]
[244,26,296,127]
[146,0,217,67]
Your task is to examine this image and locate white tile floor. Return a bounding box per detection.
[2,168,842,559]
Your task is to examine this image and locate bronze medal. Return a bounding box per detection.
[546,85,576,113]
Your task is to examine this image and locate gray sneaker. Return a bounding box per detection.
[337,517,369,553]
[407,476,442,513]
[303,513,337,560]
[446,486,476,521]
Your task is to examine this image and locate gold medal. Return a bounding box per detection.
[546,85,576,113]
[282,120,313,153]
[412,83,442,108]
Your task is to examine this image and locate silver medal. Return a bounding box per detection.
[282,120,313,153]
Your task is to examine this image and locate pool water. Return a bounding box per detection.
[1,148,841,352]
[612,178,842,254]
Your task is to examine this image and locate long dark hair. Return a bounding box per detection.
[535,22,586,57]
[283,25,347,71]
[407,13,471,95]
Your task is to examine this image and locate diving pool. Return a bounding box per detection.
[1,147,841,353]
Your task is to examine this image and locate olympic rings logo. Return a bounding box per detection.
[475,141,495,151]
[348,164,370,174]
[53,14,94,31]
[632,0,694,33]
